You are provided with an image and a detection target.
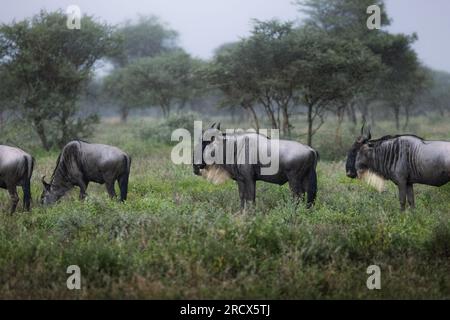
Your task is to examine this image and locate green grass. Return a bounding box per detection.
[0,116,449,299]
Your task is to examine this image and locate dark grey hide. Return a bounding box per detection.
[0,145,34,213]
[193,124,319,209]
[41,141,131,204]
[346,126,450,210]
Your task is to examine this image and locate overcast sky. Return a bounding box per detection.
[1,0,449,72]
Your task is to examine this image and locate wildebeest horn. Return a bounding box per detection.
[216,122,221,130]
[211,122,217,129]
[360,121,371,140]
[41,176,49,187]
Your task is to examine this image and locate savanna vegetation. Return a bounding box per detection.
[0,0,449,299]
[0,116,449,299]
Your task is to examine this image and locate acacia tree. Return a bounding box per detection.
[205,43,261,129]
[103,16,182,122]
[207,20,303,136]
[297,0,426,131]
[111,15,179,67]
[102,66,141,122]
[107,51,203,118]
[291,27,382,146]
[207,19,381,144]
[0,11,116,149]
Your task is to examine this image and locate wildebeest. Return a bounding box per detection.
[0,145,34,213]
[193,124,319,209]
[41,140,131,205]
[346,125,450,211]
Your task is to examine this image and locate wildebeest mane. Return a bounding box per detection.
[50,141,85,183]
[368,134,425,147]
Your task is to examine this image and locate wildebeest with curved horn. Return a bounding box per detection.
[346,124,450,211]
[193,123,319,209]
[41,140,131,205]
[0,145,34,213]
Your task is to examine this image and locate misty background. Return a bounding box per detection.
[1,0,450,72]
[1,0,449,153]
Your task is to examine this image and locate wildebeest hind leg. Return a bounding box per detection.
[406,184,415,209]
[237,180,255,210]
[118,173,129,202]
[288,177,305,203]
[105,181,117,199]
[7,186,19,214]
[398,183,407,211]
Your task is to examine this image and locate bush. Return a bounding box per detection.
[139,112,199,143]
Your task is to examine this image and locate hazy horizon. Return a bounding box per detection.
[1,0,449,72]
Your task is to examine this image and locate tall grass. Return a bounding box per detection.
[0,115,449,299]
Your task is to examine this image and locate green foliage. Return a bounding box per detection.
[297,0,391,36]
[139,112,198,143]
[106,51,204,118]
[111,15,179,67]
[0,10,115,149]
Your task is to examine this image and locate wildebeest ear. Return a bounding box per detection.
[41,176,50,190]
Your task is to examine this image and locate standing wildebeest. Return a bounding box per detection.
[346,125,450,211]
[193,124,319,209]
[0,145,34,213]
[41,140,131,205]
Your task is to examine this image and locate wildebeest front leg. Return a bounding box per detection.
[79,181,88,200]
[398,183,407,211]
[7,186,19,214]
[237,180,246,209]
[406,184,415,209]
[245,179,256,206]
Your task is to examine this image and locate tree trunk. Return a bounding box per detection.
[120,107,129,123]
[335,106,345,147]
[360,104,368,124]
[263,105,278,129]
[276,106,281,131]
[348,103,357,125]
[403,105,410,130]
[161,104,171,118]
[247,105,260,131]
[393,104,400,130]
[35,120,50,151]
[307,103,313,147]
[281,105,291,137]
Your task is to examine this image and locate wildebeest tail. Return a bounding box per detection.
[22,155,34,211]
[306,150,319,208]
[119,155,131,202]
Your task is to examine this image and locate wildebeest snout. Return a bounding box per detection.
[193,165,202,176]
[347,171,357,178]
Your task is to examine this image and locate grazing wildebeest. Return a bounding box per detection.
[41,140,131,205]
[193,124,319,209]
[0,145,34,213]
[346,125,450,211]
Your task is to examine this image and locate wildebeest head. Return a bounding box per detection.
[40,176,59,205]
[193,122,221,176]
[346,124,372,178]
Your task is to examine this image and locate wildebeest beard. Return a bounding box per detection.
[200,165,231,185]
[358,170,386,192]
